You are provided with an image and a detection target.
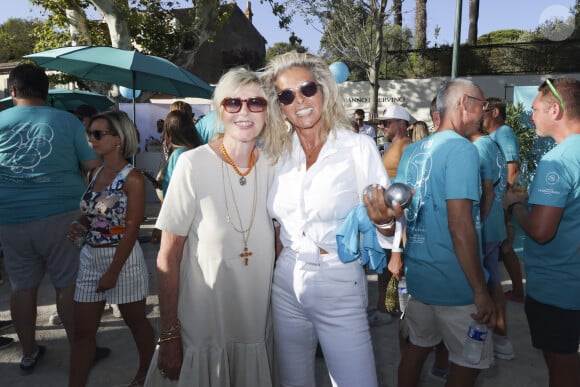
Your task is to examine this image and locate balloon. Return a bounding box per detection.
[329,62,349,84]
[119,86,142,99]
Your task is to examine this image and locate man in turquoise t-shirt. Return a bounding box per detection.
[504,77,580,387]
[484,97,525,303]
[471,126,514,361]
[0,64,100,374]
[395,79,495,387]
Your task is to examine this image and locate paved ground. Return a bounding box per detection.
[0,202,553,386]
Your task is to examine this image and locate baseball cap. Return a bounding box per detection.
[377,105,410,122]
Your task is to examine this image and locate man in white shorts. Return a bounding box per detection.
[392,78,496,387]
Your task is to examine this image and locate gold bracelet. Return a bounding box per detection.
[157,334,181,345]
[159,319,181,336]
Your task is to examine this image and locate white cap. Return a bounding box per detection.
[377,105,410,122]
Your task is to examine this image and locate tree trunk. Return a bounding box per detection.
[369,0,389,118]
[90,0,132,49]
[468,0,479,45]
[392,0,403,28]
[65,2,92,46]
[415,0,427,49]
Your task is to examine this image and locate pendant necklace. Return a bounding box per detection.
[220,142,256,185]
[221,156,258,265]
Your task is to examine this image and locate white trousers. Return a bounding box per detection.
[272,250,378,387]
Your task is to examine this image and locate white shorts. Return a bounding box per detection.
[405,297,494,369]
[74,243,149,304]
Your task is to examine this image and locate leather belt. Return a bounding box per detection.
[87,242,119,248]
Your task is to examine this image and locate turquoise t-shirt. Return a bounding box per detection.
[195,111,221,144]
[489,124,519,163]
[473,135,507,243]
[524,134,580,310]
[162,147,188,197]
[0,106,96,224]
[395,130,484,306]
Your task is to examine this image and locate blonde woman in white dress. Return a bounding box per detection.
[144,67,282,387]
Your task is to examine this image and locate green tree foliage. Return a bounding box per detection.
[505,102,555,177]
[295,0,390,116]
[0,18,42,62]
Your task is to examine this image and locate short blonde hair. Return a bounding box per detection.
[261,52,351,158]
[211,67,277,159]
[88,111,139,159]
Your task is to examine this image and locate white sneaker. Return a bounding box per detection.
[48,312,61,326]
[493,333,515,360]
[111,304,122,318]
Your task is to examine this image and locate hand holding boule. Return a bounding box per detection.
[384,183,413,209]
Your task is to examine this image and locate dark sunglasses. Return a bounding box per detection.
[87,130,116,140]
[380,119,399,126]
[221,97,268,113]
[277,81,319,105]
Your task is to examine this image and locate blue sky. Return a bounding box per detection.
[2,0,576,53]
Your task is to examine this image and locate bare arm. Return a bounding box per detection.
[479,179,495,222]
[156,231,187,380]
[504,190,563,243]
[506,161,520,186]
[447,199,496,327]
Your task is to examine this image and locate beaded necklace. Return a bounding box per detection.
[220,142,256,185]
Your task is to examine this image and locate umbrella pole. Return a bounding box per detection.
[131,72,137,166]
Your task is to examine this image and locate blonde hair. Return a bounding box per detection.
[211,67,278,159]
[88,111,139,159]
[261,51,351,158]
[169,100,193,117]
[410,121,429,142]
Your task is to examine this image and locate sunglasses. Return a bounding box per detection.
[277,81,319,105]
[544,79,565,110]
[467,95,489,111]
[87,130,116,140]
[221,97,268,113]
[379,119,399,126]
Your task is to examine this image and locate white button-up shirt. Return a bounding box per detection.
[268,127,398,264]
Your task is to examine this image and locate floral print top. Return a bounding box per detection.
[80,164,132,245]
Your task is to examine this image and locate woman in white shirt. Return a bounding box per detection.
[262,52,400,387]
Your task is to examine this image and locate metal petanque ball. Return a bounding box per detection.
[363,184,384,199]
[384,183,413,209]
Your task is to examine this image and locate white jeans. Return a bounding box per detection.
[272,249,378,387]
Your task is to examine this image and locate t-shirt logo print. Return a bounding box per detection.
[545,172,560,185]
[0,123,54,174]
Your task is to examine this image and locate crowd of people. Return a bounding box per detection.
[0,52,578,387]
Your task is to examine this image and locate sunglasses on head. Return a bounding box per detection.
[277,81,319,105]
[87,130,116,140]
[221,97,268,113]
[543,78,565,110]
